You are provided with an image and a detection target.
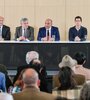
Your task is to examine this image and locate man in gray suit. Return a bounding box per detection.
[15,18,34,41]
[12,68,55,100]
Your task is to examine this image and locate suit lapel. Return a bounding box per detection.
[51,26,53,36]
[19,27,23,36]
[44,27,46,37]
[26,27,30,37]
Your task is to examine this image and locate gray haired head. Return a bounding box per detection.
[26,51,39,64]
[20,18,28,23]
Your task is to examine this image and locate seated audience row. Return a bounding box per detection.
[0,50,90,100]
[0,67,90,100]
[0,16,87,41]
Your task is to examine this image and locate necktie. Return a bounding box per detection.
[24,28,26,37]
[47,30,49,41]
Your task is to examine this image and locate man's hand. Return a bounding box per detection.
[74,36,81,42]
[49,37,55,41]
[41,37,47,41]
[18,36,26,41]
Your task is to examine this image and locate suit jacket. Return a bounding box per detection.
[69,26,87,41]
[15,26,34,41]
[12,87,55,100]
[2,25,11,40]
[37,26,60,41]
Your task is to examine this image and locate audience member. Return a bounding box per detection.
[0,64,13,91]
[13,51,48,92]
[59,55,85,85]
[58,66,76,90]
[59,55,77,68]
[12,69,25,93]
[73,52,90,80]
[12,68,55,100]
[0,72,6,92]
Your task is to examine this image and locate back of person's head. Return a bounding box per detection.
[58,66,76,90]
[59,55,77,68]
[80,82,90,100]
[29,59,44,74]
[22,68,40,88]
[74,52,86,65]
[0,93,13,100]
[26,51,39,64]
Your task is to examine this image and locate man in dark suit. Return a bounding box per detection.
[37,18,60,41]
[69,16,87,41]
[15,18,34,41]
[12,68,55,100]
[0,16,11,40]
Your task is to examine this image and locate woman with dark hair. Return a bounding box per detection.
[58,66,76,90]
[72,52,90,80]
[52,66,81,99]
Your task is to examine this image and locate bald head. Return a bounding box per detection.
[0,93,13,100]
[23,68,39,87]
[45,18,52,29]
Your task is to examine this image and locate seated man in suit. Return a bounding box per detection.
[69,16,87,41]
[12,68,55,100]
[37,18,60,41]
[0,16,11,40]
[15,18,34,41]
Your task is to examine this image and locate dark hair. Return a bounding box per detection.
[74,52,86,65]
[75,16,82,22]
[58,66,76,90]
[80,82,90,100]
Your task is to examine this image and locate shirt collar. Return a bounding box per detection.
[46,27,51,31]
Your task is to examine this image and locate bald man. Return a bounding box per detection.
[0,16,11,40]
[12,68,55,100]
[37,18,60,41]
